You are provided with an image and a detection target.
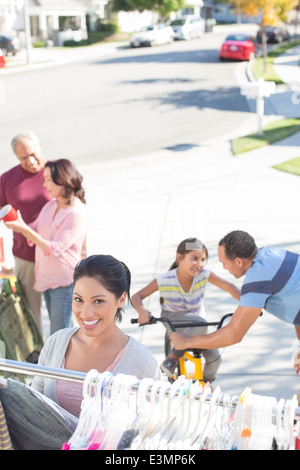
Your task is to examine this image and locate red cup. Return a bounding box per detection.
[0,205,18,222]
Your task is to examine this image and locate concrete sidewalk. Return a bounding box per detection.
[1,40,123,74]
[80,131,300,401]
[77,45,300,401]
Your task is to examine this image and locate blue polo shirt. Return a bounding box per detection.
[240,247,300,325]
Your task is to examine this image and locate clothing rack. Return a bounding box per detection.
[0,357,299,420]
[0,358,86,383]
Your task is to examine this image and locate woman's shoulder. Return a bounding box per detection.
[119,336,161,380]
[123,337,157,364]
[38,327,79,368]
[63,199,87,223]
[43,327,79,351]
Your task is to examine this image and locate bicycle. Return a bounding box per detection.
[131,313,233,385]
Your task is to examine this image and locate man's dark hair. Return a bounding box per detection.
[219,230,257,261]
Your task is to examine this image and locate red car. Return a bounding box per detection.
[0,49,6,68]
[219,34,255,61]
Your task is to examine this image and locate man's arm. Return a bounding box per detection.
[170,305,262,350]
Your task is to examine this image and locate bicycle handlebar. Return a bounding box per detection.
[131,313,233,334]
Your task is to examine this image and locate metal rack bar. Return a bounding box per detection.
[0,358,299,419]
[0,358,86,383]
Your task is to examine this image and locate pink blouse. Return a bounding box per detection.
[30,198,86,292]
[56,348,126,417]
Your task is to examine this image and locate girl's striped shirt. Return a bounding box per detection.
[157,268,210,315]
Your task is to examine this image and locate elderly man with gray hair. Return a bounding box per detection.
[0,131,50,332]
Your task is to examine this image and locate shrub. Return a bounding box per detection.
[33,41,46,48]
[63,39,91,47]
[95,19,119,33]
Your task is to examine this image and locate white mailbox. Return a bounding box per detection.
[240,79,276,135]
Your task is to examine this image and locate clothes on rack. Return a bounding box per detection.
[64,371,300,451]
[0,401,13,450]
[31,327,162,414]
[0,359,299,451]
[0,379,77,450]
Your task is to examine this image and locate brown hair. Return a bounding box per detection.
[169,237,208,270]
[45,159,86,205]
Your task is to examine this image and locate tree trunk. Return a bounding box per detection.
[262,30,268,73]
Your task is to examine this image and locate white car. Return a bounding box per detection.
[130,24,174,48]
[169,16,205,40]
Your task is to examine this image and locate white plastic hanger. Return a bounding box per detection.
[179,381,204,449]
[230,387,252,450]
[157,378,189,449]
[100,373,138,450]
[142,380,175,449]
[199,386,222,449]
[67,369,100,449]
[83,371,115,449]
[166,379,195,449]
[130,379,164,449]
[189,382,212,449]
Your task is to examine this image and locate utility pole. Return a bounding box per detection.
[24,0,32,65]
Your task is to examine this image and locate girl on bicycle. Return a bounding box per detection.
[131,237,240,381]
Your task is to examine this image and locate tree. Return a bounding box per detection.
[110,0,185,18]
[230,0,298,70]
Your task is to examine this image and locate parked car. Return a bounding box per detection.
[0,49,6,68]
[130,24,174,48]
[256,25,290,43]
[168,16,205,40]
[219,33,255,61]
[0,35,21,56]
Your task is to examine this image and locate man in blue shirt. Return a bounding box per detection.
[170,230,300,374]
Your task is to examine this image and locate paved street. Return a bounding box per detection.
[0,24,258,171]
[1,25,300,401]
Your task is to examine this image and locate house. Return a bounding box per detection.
[2,0,88,46]
[27,0,88,46]
[209,2,259,24]
[76,0,108,30]
[0,0,24,33]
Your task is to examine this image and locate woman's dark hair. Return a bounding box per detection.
[169,237,208,270]
[219,230,257,261]
[45,159,86,205]
[73,254,131,323]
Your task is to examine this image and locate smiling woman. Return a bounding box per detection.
[0,255,161,450]
[30,254,161,417]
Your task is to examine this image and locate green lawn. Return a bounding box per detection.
[252,40,300,84]
[233,43,300,176]
[252,56,283,84]
[232,118,300,155]
[273,157,300,175]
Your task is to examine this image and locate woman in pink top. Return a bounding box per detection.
[5,159,87,335]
